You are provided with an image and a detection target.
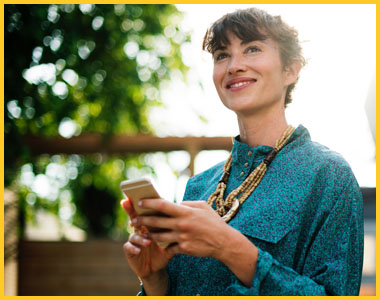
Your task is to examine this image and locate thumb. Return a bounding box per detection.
[120,198,137,219]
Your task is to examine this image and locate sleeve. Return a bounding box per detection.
[225,177,364,296]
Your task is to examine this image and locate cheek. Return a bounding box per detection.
[259,61,284,87]
[212,71,217,87]
[256,59,279,75]
[212,67,223,89]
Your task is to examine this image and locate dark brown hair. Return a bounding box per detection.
[203,7,306,107]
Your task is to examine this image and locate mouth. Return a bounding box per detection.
[226,78,257,90]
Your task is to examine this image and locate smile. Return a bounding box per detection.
[227,79,257,90]
[229,81,252,88]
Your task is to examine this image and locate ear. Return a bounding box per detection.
[284,61,302,86]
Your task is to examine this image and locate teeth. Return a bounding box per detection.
[229,81,252,88]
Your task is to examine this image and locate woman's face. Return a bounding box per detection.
[212,31,297,116]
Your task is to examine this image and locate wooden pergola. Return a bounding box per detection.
[24,135,234,176]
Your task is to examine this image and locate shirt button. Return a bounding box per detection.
[248,151,252,157]
[240,171,245,177]
[244,162,249,168]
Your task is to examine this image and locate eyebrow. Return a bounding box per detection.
[215,39,264,52]
[241,40,257,46]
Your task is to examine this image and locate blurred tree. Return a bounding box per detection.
[5,4,190,238]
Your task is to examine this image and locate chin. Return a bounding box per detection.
[223,99,261,114]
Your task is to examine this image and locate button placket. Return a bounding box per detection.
[238,150,253,180]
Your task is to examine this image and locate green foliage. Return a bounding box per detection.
[5,4,190,239]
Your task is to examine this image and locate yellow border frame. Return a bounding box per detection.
[1,2,377,299]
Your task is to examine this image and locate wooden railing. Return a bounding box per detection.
[24,134,234,176]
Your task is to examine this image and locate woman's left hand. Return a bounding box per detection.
[134,198,258,287]
[132,199,233,260]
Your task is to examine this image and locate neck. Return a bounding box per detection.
[236,106,288,148]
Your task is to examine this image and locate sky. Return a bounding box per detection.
[146,4,376,201]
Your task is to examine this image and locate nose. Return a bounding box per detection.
[227,54,247,74]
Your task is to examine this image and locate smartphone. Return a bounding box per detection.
[120,178,170,248]
[120,178,162,216]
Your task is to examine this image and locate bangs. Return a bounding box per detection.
[202,7,305,107]
[203,11,267,54]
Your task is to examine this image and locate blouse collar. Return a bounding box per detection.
[232,124,310,165]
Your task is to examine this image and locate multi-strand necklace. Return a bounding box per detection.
[207,125,296,222]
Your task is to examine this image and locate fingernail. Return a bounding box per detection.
[133,247,141,254]
[142,233,149,238]
[138,201,143,207]
[132,218,137,225]
[142,239,150,245]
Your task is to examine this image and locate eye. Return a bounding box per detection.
[246,46,260,53]
[214,52,228,61]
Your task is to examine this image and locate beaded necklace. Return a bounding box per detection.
[207,125,296,222]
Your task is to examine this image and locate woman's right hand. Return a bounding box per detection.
[121,199,173,282]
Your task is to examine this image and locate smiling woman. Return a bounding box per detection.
[212,35,299,125]
[121,7,364,296]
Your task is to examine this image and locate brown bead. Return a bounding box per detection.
[218,171,229,184]
[264,149,278,166]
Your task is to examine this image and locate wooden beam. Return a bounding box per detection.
[23,135,234,155]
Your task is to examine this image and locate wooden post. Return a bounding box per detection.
[187,143,200,177]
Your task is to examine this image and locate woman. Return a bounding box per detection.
[121,7,363,296]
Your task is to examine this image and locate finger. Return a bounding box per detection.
[120,198,137,219]
[128,220,143,234]
[133,215,177,230]
[180,200,207,208]
[123,241,141,257]
[181,201,217,214]
[129,232,152,247]
[150,231,179,244]
[139,198,188,217]
[136,225,150,236]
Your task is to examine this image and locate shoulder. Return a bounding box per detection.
[287,125,355,181]
[302,141,363,229]
[183,160,225,201]
[280,132,363,230]
[281,131,362,210]
[302,139,355,181]
[291,138,362,209]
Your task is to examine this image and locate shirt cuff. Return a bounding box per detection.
[225,247,273,295]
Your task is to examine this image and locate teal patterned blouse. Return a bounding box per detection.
[141,125,364,296]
